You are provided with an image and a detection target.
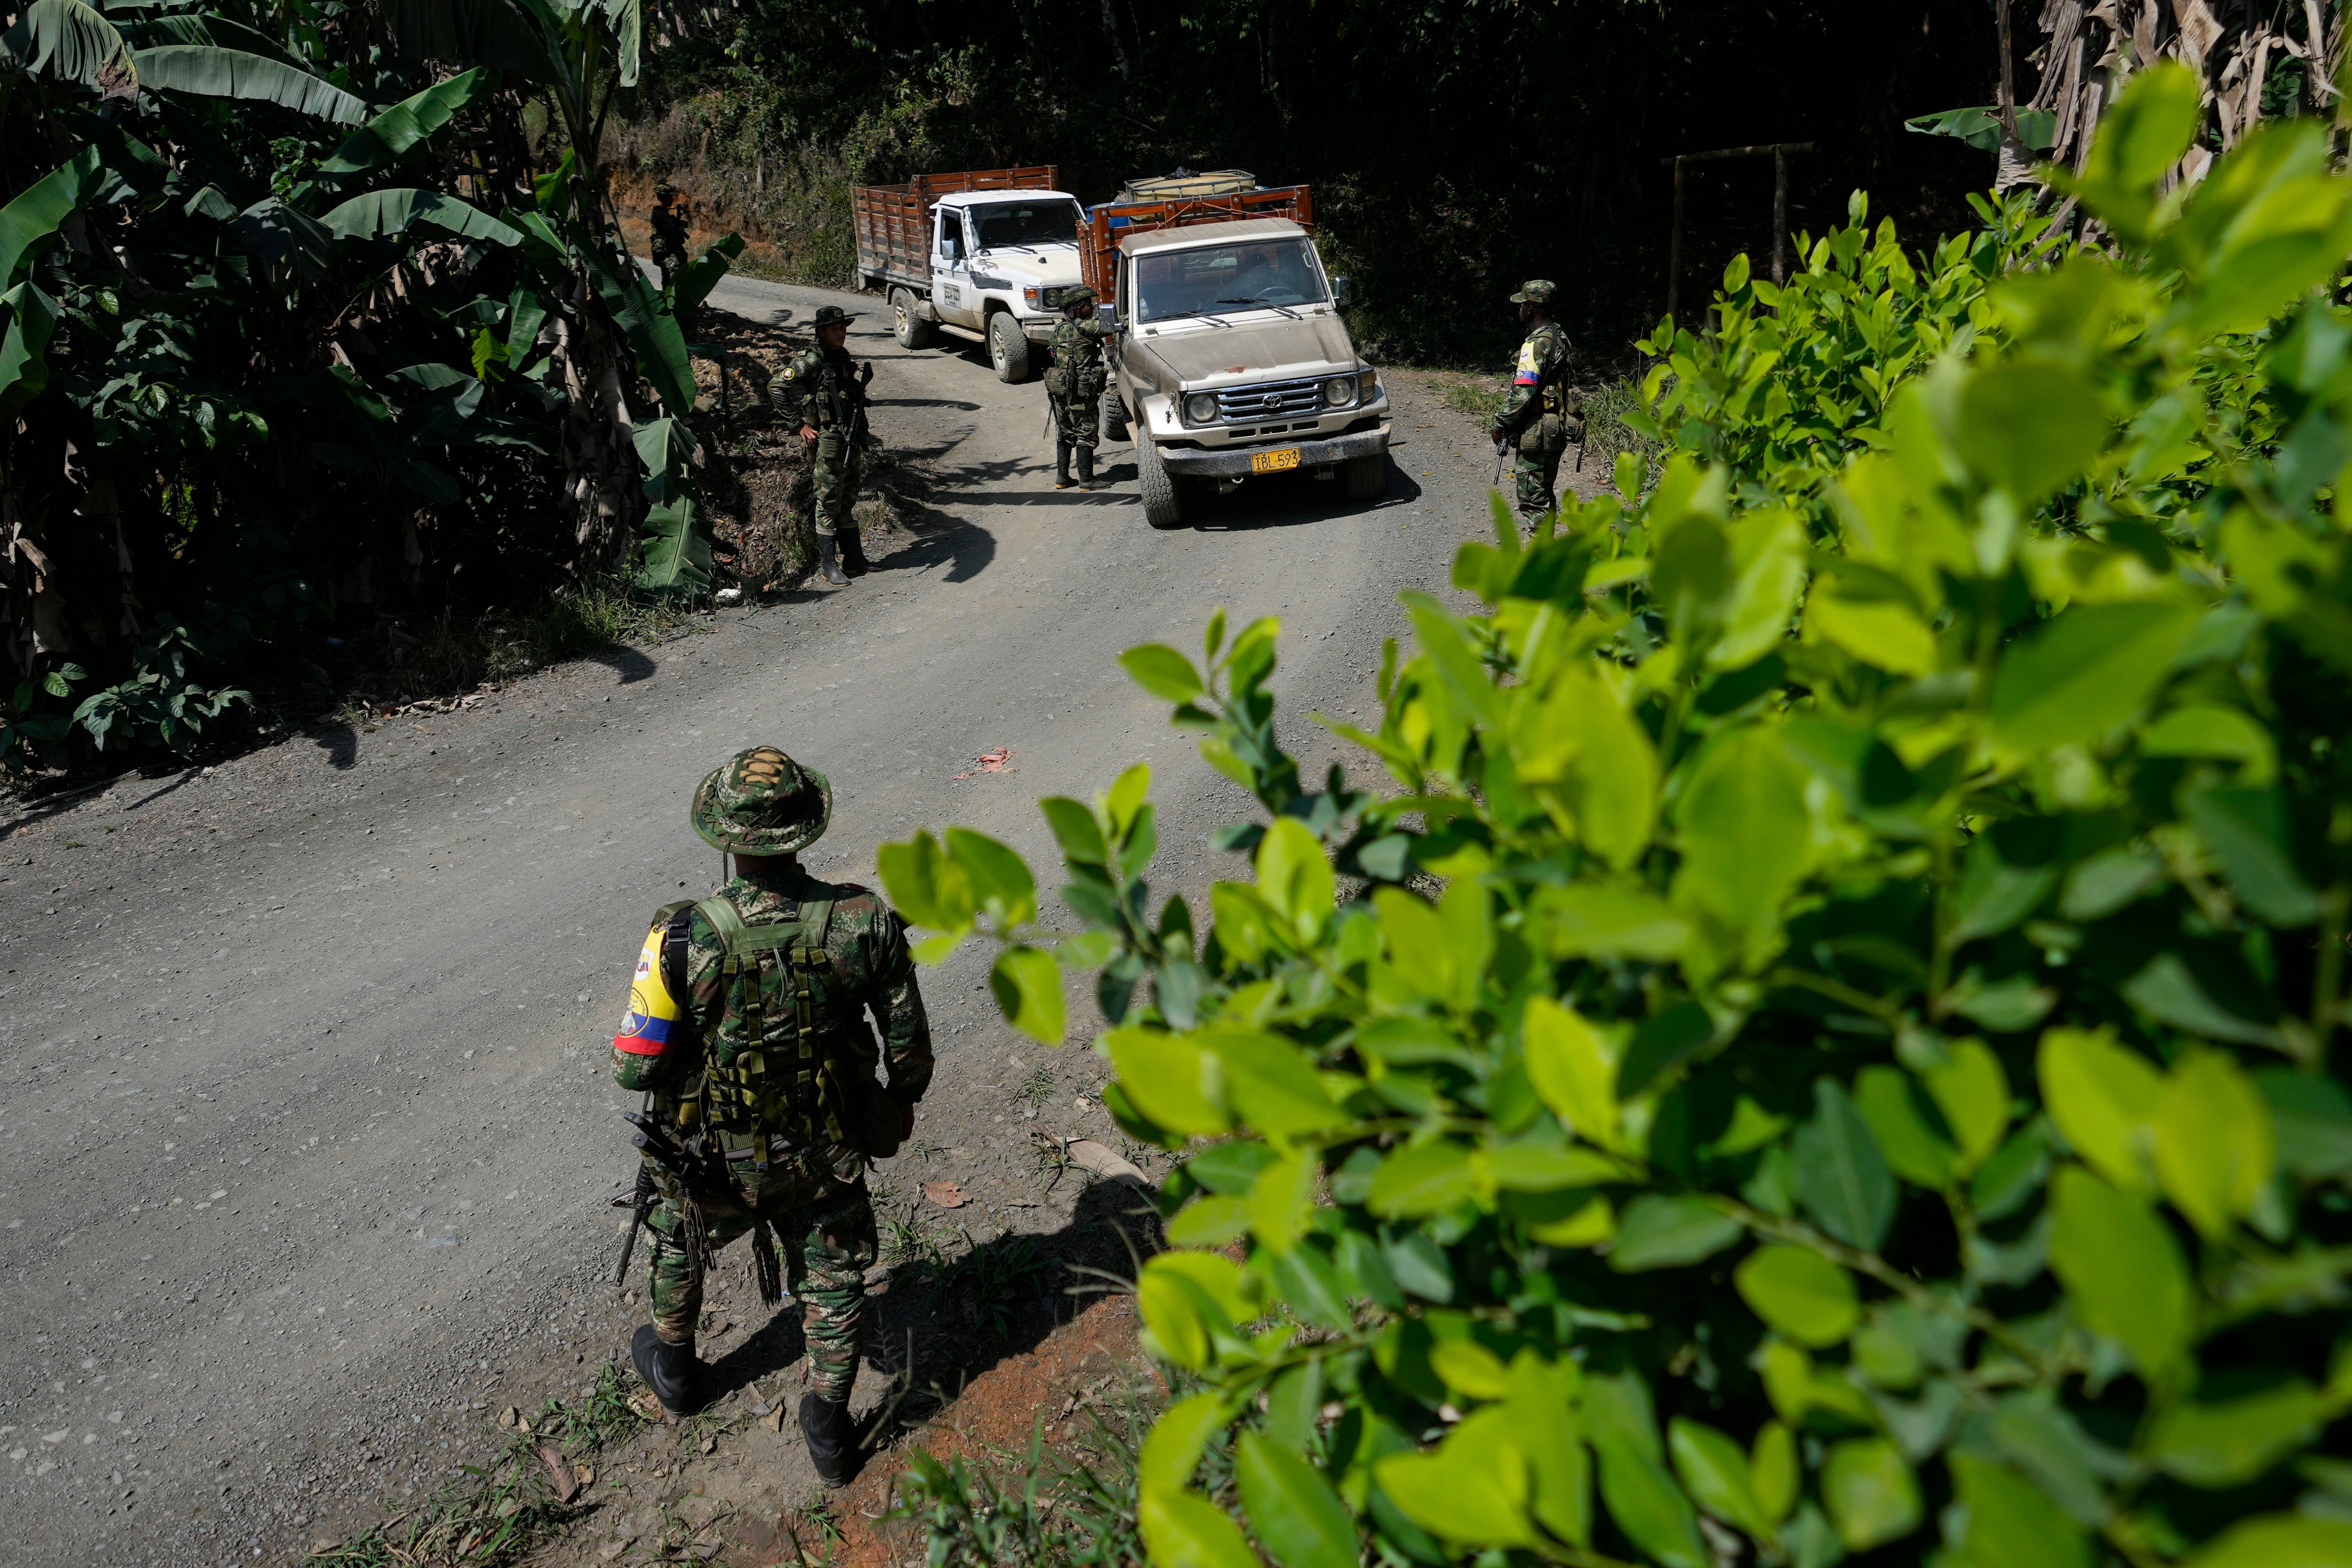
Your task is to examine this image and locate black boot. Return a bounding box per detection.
[798,1391,862,1488]
[1076,444,1099,490]
[816,534,850,586]
[839,527,870,577]
[1054,440,1074,489]
[630,1324,701,1419]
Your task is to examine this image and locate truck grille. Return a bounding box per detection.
[1213,377,1324,423]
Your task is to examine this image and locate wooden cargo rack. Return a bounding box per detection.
[852,166,1063,292]
[1078,185,1314,307]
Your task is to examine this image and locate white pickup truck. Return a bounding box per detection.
[1082,182,1393,528]
[852,166,1088,383]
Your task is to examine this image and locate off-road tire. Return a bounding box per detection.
[1102,389,1130,443]
[988,311,1032,382]
[1138,437,1183,529]
[1343,451,1389,501]
[890,288,933,350]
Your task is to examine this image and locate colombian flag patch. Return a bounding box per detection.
[1514,340,1542,387]
[612,924,682,1056]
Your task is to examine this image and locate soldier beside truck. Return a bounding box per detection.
[853,167,1395,528]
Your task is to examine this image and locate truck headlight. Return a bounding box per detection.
[1184,392,1220,425]
[1359,370,1381,403]
[1024,287,1042,309]
[1321,375,1356,407]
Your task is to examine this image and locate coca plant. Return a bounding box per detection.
[882,67,2352,1568]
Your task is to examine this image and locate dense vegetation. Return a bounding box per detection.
[887,66,2352,1568]
[0,0,732,768]
[621,0,1999,363]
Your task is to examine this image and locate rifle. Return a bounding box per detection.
[1492,435,1510,489]
[612,1092,657,1286]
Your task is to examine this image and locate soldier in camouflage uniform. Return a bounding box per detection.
[610,745,932,1486]
[650,185,690,292]
[1043,286,1113,491]
[782,304,874,587]
[1490,279,1583,525]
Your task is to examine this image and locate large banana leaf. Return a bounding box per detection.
[635,494,711,594]
[0,280,62,415]
[315,66,495,182]
[230,197,335,271]
[68,108,170,195]
[580,237,693,415]
[1905,105,2057,153]
[321,188,524,246]
[133,44,366,122]
[118,11,305,68]
[631,413,698,501]
[672,233,744,317]
[0,0,135,94]
[0,146,103,287]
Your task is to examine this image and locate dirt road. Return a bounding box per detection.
[0,274,1505,1565]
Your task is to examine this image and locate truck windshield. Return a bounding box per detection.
[967,200,1081,250]
[1131,238,1328,324]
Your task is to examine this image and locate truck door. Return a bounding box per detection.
[932,209,976,327]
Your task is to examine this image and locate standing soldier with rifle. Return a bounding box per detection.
[783,305,876,587]
[608,746,933,1487]
[1043,286,1113,491]
[650,184,691,292]
[1489,279,1583,526]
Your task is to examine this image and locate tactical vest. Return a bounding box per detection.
[655,893,902,1169]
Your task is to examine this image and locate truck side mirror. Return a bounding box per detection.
[1332,274,1352,307]
[1097,303,1120,331]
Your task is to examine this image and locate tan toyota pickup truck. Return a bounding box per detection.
[1081,180,1392,528]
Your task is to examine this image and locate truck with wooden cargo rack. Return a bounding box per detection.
[851,166,1089,384]
[1079,178,1392,529]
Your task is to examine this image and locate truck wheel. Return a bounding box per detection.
[890,288,934,349]
[1102,390,1129,443]
[1138,437,1184,529]
[1343,452,1389,501]
[988,311,1033,383]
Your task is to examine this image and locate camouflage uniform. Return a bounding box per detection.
[1492,279,1582,520]
[611,748,931,1419]
[1044,287,1112,489]
[781,337,869,543]
[650,192,690,291]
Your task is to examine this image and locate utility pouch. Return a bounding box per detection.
[1043,358,1071,398]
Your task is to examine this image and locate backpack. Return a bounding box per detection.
[658,892,906,1166]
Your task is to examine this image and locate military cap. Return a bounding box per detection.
[810,304,858,328]
[691,746,832,855]
[655,183,679,201]
[1058,285,1097,311]
[1510,279,1557,305]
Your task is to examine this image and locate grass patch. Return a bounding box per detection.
[886,1373,1165,1568]
[1580,374,1669,495]
[305,1362,653,1566]
[1440,375,1509,426]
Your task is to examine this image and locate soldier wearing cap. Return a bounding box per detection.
[650,184,690,292]
[1043,286,1113,491]
[782,305,876,586]
[1491,279,1582,524]
[608,746,932,1486]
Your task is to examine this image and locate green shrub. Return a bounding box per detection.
[886,65,2352,1568]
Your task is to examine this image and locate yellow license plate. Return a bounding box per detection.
[1250,447,1302,474]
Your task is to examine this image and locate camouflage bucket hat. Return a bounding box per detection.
[1510,279,1556,304]
[691,746,832,855]
[1059,285,1097,311]
[810,304,858,328]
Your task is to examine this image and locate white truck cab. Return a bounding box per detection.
[852,169,1086,382]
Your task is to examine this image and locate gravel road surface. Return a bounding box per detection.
[0,273,1505,1565]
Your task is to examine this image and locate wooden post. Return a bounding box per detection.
[1772,145,1788,285]
[1668,155,1685,326]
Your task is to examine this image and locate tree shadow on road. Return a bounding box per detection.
[309,722,359,770]
[877,498,997,583]
[585,645,659,686]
